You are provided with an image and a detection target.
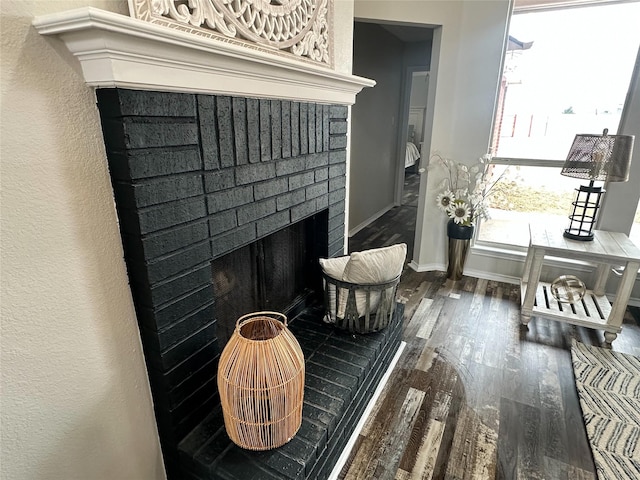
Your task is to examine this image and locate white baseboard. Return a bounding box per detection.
[407,263,640,305]
[348,204,395,237]
[327,341,407,480]
[408,260,445,273]
[463,268,520,285]
[470,270,640,307]
[409,262,520,285]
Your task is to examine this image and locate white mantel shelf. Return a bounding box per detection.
[33,7,375,105]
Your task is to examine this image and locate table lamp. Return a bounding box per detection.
[561,128,634,241]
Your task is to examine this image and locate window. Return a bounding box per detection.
[479,164,585,246]
[478,1,640,247]
[630,200,640,246]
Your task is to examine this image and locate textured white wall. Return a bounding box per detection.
[334,0,355,74]
[0,1,166,479]
[0,1,357,478]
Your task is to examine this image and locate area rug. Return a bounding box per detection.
[571,340,640,479]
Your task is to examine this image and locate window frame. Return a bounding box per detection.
[475,1,640,250]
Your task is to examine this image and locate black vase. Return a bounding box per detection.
[446,219,474,280]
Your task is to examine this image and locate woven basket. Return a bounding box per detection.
[322,272,400,334]
[217,311,305,450]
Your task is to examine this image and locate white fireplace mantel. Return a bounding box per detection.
[33,7,375,105]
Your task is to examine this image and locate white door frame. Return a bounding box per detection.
[394,67,429,206]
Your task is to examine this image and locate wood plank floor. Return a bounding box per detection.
[339,172,640,480]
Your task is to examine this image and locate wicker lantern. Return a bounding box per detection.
[217,311,305,450]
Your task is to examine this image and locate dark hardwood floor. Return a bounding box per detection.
[339,171,640,480]
[350,171,420,256]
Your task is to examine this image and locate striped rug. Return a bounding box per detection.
[571,340,640,480]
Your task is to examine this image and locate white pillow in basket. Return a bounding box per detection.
[342,243,407,317]
[319,256,350,323]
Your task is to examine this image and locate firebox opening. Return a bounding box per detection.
[212,210,328,346]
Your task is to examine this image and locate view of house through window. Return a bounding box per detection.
[479,2,640,247]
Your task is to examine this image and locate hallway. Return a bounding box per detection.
[348,170,420,256]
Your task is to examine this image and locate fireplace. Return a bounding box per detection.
[33,7,403,479]
[94,88,398,478]
[97,87,404,479]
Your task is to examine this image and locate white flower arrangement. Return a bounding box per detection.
[431,152,503,227]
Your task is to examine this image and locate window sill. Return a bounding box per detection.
[471,242,605,272]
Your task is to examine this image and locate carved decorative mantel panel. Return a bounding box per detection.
[128,0,331,65]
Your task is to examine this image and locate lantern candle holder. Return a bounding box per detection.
[217,311,305,451]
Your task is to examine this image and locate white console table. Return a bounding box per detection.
[520,225,640,345]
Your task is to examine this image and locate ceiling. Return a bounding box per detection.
[514,0,630,11]
[367,0,627,40]
[379,23,434,43]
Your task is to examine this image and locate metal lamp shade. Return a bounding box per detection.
[561,131,634,182]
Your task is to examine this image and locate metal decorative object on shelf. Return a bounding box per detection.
[217,311,305,450]
[550,275,587,304]
[128,0,331,65]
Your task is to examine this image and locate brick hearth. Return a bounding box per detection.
[179,304,403,480]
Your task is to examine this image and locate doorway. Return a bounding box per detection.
[349,21,433,257]
[397,69,429,209]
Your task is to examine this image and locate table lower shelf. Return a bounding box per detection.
[520,281,620,333]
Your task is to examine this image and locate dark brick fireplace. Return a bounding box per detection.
[96,88,402,479]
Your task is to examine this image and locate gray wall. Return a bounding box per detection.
[403,41,431,71]
[350,23,404,232]
[405,43,431,147]
[410,73,429,108]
